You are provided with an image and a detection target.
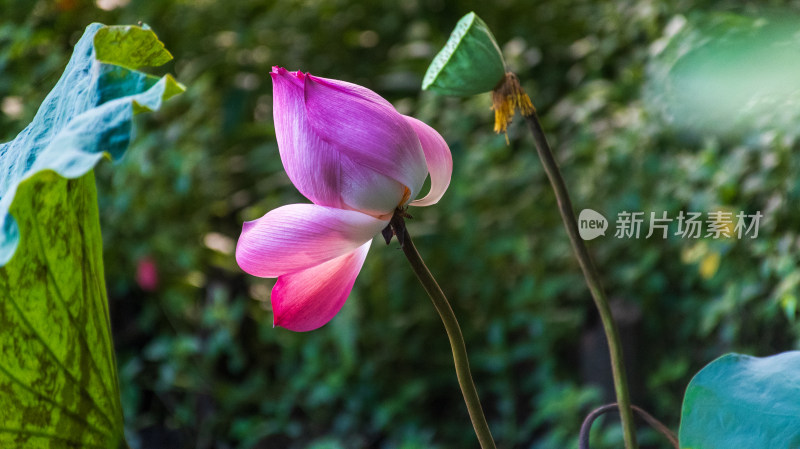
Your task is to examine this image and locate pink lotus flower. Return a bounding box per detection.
[136,256,159,292]
[236,67,452,331]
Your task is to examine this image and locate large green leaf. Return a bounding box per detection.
[0,23,182,448]
[679,351,800,449]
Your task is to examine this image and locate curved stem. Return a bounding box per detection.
[399,226,497,449]
[579,403,678,449]
[523,111,639,449]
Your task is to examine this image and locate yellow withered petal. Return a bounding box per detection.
[491,72,535,138]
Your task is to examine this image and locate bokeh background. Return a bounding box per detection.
[3,0,800,448]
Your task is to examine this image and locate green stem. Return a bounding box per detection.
[399,226,497,449]
[523,111,639,449]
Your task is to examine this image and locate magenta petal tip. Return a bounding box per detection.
[241,220,256,233]
[270,241,371,332]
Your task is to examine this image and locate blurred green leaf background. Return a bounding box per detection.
[2,1,800,448]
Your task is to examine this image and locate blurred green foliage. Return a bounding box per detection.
[2,0,800,448]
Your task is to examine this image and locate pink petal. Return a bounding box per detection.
[271,67,343,208]
[339,156,408,217]
[272,241,371,331]
[404,116,453,207]
[271,68,421,216]
[235,204,387,278]
[303,74,428,201]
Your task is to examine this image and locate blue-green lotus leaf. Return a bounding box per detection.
[679,351,800,449]
[0,23,182,448]
[0,23,183,266]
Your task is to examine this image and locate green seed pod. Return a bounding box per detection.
[422,12,506,96]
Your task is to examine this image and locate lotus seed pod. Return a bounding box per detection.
[422,12,506,97]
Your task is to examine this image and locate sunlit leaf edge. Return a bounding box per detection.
[0,23,183,267]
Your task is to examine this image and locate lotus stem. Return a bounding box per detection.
[523,109,639,449]
[396,219,497,449]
